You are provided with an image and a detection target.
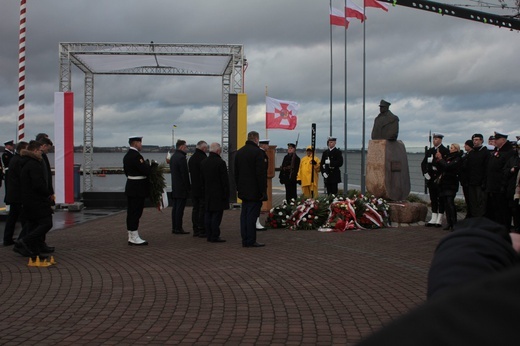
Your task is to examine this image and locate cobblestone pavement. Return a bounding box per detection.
[0,206,448,345]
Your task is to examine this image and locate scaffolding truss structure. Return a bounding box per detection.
[59,42,245,191]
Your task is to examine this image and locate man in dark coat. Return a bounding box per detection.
[279,142,300,201]
[234,131,267,248]
[321,137,343,195]
[486,131,515,228]
[3,141,28,246]
[170,139,190,234]
[2,140,15,202]
[13,141,54,257]
[123,136,151,245]
[188,140,208,237]
[421,133,449,227]
[464,133,489,218]
[200,142,229,243]
[370,100,399,141]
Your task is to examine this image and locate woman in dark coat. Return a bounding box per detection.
[200,143,229,242]
[435,143,463,230]
[14,141,54,256]
[503,142,520,231]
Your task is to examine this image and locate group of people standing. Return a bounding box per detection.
[123,136,230,246]
[422,131,520,231]
[278,137,343,201]
[2,134,56,259]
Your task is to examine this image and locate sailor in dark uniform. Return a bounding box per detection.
[279,142,300,201]
[321,137,343,195]
[123,136,151,245]
[421,133,450,227]
[2,140,15,203]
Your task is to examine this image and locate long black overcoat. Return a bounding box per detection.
[170,149,191,199]
[201,152,230,211]
[234,140,266,202]
[20,149,53,220]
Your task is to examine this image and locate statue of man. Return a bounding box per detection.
[371,100,399,141]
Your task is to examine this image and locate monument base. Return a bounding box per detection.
[366,140,411,201]
[389,202,428,224]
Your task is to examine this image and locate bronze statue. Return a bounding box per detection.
[371,100,399,141]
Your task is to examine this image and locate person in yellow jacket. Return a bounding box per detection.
[297,146,321,198]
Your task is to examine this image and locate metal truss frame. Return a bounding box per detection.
[59,42,244,191]
[379,0,520,31]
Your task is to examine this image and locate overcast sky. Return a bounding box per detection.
[1,0,519,151]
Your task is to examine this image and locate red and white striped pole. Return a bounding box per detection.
[18,0,27,141]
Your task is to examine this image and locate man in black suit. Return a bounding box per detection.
[170,139,190,234]
[188,140,208,237]
[123,136,151,245]
[2,140,15,202]
[421,133,449,227]
[234,131,267,248]
[200,142,229,243]
[321,137,343,195]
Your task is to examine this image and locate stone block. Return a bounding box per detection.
[389,202,428,224]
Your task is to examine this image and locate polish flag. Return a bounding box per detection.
[54,92,75,204]
[266,96,299,130]
[364,0,389,12]
[330,7,349,28]
[346,0,365,22]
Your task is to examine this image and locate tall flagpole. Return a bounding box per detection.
[18,0,27,142]
[361,0,366,194]
[329,0,333,137]
[343,0,348,192]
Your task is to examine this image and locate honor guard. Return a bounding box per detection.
[321,137,343,195]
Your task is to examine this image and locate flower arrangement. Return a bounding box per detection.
[149,162,167,210]
[265,198,297,229]
[266,192,390,232]
[286,196,330,230]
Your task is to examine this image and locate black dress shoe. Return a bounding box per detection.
[209,238,226,243]
[198,233,207,238]
[443,226,454,231]
[3,239,15,246]
[425,223,434,227]
[243,242,265,248]
[40,243,55,253]
[13,241,36,257]
[173,230,190,235]
[435,224,442,228]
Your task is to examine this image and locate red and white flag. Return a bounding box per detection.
[364,0,389,12]
[330,7,349,28]
[266,96,299,130]
[346,0,365,22]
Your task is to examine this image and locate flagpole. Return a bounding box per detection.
[361,0,366,194]
[329,0,333,137]
[343,0,349,192]
[265,86,268,139]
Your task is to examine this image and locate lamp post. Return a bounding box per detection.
[171,124,177,147]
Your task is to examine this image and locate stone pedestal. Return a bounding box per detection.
[366,140,410,201]
[389,202,427,224]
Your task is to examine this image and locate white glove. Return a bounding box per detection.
[427,156,433,163]
[424,173,431,180]
[166,151,171,160]
[323,173,329,179]
[325,158,330,165]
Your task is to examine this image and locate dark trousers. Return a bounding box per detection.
[240,200,262,246]
[467,185,487,217]
[127,196,145,231]
[487,192,511,228]
[205,210,223,241]
[171,198,187,231]
[3,203,24,242]
[325,181,339,195]
[22,215,53,253]
[443,195,457,227]
[428,182,445,213]
[191,196,205,233]
[284,182,298,201]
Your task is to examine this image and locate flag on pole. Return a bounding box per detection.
[346,0,365,21]
[330,7,349,28]
[266,96,299,130]
[364,0,389,12]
